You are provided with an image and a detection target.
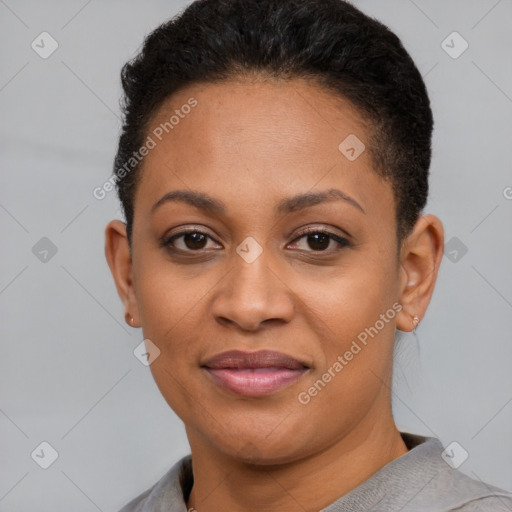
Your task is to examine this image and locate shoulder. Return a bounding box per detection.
[454,494,512,511]
[387,434,512,512]
[117,455,193,512]
[436,467,512,511]
[323,433,512,512]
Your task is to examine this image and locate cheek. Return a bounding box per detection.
[294,277,397,427]
[134,265,210,417]
[132,267,213,404]
[293,258,399,408]
[296,256,398,342]
[134,254,213,337]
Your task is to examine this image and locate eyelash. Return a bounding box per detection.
[292,227,352,251]
[160,226,351,255]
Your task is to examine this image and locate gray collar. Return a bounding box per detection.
[123,432,512,512]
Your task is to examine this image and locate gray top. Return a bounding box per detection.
[119,432,512,511]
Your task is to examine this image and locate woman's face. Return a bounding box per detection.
[112,78,419,463]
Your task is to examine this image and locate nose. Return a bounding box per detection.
[211,248,295,332]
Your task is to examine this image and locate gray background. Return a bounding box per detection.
[1,0,511,510]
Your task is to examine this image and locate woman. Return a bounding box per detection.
[105,0,512,510]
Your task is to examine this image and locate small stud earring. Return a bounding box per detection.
[125,312,134,326]
[412,315,420,331]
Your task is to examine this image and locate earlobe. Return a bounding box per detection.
[104,220,140,326]
[396,215,444,332]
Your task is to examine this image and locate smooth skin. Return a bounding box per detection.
[105,77,444,512]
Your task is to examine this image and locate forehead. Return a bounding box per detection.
[134,78,393,222]
[149,77,368,163]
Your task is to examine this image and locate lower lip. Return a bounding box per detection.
[204,367,308,397]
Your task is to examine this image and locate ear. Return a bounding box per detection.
[104,220,140,327]
[396,214,444,332]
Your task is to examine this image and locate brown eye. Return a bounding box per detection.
[162,229,221,253]
[289,228,351,253]
[182,232,208,250]
[305,232,330,251]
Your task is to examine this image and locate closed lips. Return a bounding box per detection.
[202,350,310,397]
[202,350,309,370]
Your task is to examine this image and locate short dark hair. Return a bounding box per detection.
[113,0,433,250]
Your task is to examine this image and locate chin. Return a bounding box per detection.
[205,425,314,467]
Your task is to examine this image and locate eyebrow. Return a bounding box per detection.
[151,188,366,216]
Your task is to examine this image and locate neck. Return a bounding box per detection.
[186,420,408,512]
